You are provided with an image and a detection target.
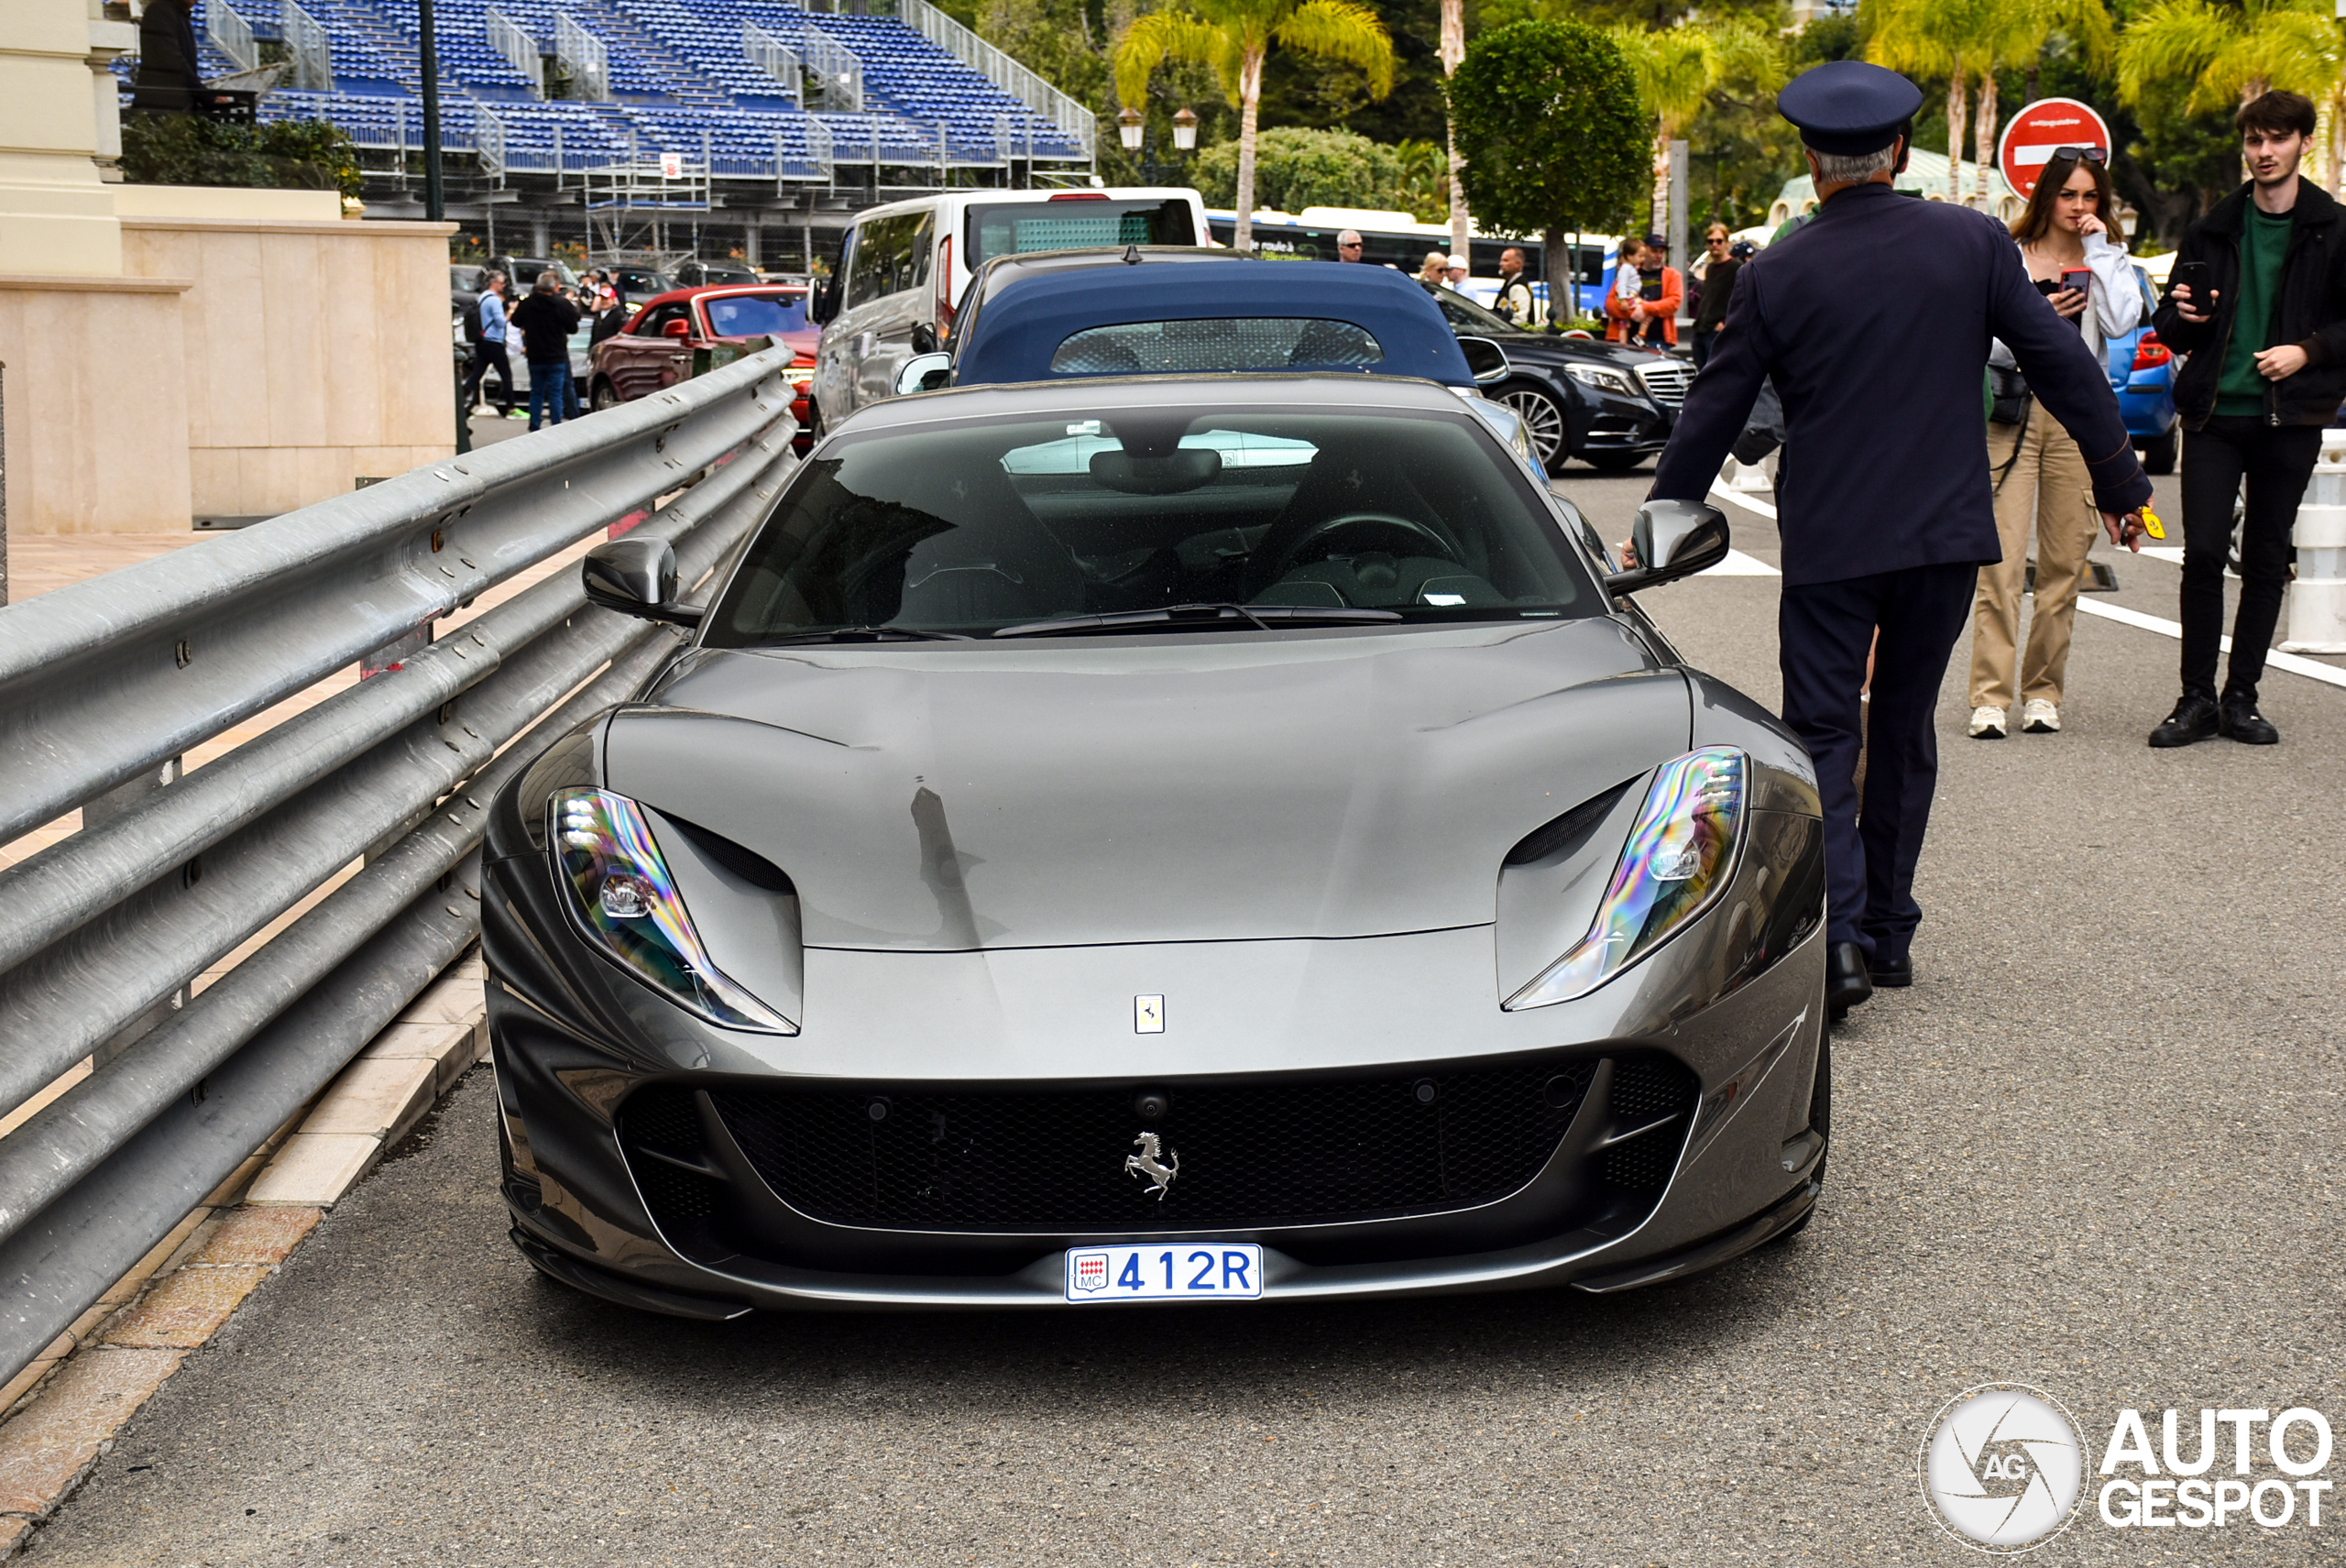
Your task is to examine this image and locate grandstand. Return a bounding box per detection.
[137,0,1097,258]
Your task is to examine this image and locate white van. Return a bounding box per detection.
[806,187,1210,433]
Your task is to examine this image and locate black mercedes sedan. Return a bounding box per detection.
[483,372,1830,1320]
[1425,290,1685,473]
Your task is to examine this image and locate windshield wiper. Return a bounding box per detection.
[991,603,1403,639]
[751,626,975,645]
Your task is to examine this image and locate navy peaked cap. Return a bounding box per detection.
[1777,60,1923,155]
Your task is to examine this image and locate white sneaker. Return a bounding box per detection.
[2021,699,2060,733]
[1968,705,2008,739]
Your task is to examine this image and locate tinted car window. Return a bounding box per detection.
[1049,319,1381,375]
[703,292,807,336]
[846,212,933,309]
[706,406,1595,641]
[1432,291,1515,334]
[967,200,1198,266]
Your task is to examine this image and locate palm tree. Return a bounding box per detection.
[1970,0,2114,203]
[1868,0,2004,201]
[1115,0,1395,252]
[1610,19,1781,234]
[1440,0,1467,259]
[2117,0,2339,110]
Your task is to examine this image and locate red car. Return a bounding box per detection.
[588,285,819,448]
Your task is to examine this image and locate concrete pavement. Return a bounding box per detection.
[22,466,2346,1565]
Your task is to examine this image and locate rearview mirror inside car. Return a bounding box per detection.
[1603,499,1730,596]
[893,352,952,397]
[582,538,705,627]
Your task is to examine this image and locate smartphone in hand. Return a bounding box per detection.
[2060,267,2092,296]
[2171,260,2211,302]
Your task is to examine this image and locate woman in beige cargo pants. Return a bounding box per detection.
[1969,148,2143,739]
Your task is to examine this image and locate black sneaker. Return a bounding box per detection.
[2148,694,2219,749]
[2219,691,2279,745]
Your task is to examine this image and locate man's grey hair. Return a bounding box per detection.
[1807,140,1900,185]
[1337,229,1363,246]
[533,270,560,292]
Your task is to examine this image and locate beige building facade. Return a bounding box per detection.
[0,0,455,537]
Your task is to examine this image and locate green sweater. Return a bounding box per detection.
[2215,203,2294,416]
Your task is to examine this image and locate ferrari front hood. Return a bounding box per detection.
[605,620,1690,950]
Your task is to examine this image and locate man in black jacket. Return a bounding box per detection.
[130,0,203,114]
[509,273,581,431]
[2149,90,2346,748]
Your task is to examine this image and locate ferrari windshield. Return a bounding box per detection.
[703,405,1596,642]
[701,292,806,337]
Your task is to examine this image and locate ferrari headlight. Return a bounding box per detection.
[1504,748,1746,1010]
[1564,362,1641,398]
[551,788,795,1034]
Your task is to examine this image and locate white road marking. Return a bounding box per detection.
[1704,479,2346,689]
[2073,598,2346,690]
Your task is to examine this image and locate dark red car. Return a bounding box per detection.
[588,285,818,448]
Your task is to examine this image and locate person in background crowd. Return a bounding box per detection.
[1494,246,1540,326]
[1967,147,2143,740]
[1417,251,1450,289]
[2148,89,2346,749]
[510,272,581,431]
[589,285,630,345]
[1690,223,1740,368]
[1444,255,1470,290]
[1606,234,1683,347]
[1335,229,1365,262]
[1648,60,2149,1021]
[462,270,515,420]
[129,0,203,112]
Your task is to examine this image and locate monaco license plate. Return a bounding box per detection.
[1063,1244,1263,1302]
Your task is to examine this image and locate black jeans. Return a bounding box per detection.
[2177,415,2321,700]
[464,342,513,411]
[1691,324,1721,369]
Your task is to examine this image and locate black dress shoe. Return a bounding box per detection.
[1868,953,1913,988]
[2219,691,2279,745]
[1825,942,1874,1021]
[2148,694,2219,749]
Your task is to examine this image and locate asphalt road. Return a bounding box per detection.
[27,463,2346,1567]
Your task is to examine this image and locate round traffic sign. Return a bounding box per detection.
[1998,98,2114,199]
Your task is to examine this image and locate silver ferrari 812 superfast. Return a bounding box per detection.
[484,374,1829,1318]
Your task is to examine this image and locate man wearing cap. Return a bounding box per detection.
[1444,255,1471,290]
[1647,60,2151,1022]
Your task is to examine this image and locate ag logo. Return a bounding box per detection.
[1918,1384,2085,1552]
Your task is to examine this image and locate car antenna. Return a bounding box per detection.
[1123,244,1143,265]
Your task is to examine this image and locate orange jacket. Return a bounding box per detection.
[1605,264,1683,345]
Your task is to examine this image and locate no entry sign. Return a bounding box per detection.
[1999,98,2114,199]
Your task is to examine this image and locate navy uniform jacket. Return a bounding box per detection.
[1650,182,2153,587]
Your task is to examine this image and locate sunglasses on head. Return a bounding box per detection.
[2051,146,2108,165]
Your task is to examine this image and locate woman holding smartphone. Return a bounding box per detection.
[1968,148,2144,739]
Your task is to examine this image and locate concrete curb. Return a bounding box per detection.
[0,951,487,1556]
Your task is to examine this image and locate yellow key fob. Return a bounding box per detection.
[2141,505,2165,541]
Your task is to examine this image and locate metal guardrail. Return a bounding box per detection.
[794,27,863,113]
[896,0,1093,159]
[741,18,803,104]
[207,0,259,74]
[0,348,797,1385]
[485,6,544,97]
[281,0,334,93]
[555,13,610,103]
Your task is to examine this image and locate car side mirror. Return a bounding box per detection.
[908,322,937,355]
[662,318,692,339]
[581,537,705,627]
[1455,335,1510,386]
[1603,499,1730,595]
[893,352,952,397]
[810,278,839,324]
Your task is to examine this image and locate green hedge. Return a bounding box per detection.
[120,114,364,199]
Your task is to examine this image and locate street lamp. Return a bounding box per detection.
[1171,107,1197,152]
[1118,107,1146,153]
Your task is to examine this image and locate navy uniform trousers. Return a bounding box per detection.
[1780,562,1976,964]
[1650,183,2152,970]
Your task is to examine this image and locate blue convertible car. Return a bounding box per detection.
[2109,264,2177,475]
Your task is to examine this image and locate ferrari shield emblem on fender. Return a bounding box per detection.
[1124,1132,1179,1200]
[1134,994,1165,1034]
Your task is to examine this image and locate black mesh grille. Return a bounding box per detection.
[1599,1057,1697,1192]
[620,1087,728,1243]
[706,1058,1603,1232]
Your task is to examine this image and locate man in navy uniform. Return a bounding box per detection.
[1649,60,2152,1021]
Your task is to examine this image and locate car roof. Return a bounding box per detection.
[851,187,1200,225]
[967,246,1244,304]
[838,373,1474,435]
[951,260,1475,389]
[631,283,807,312]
